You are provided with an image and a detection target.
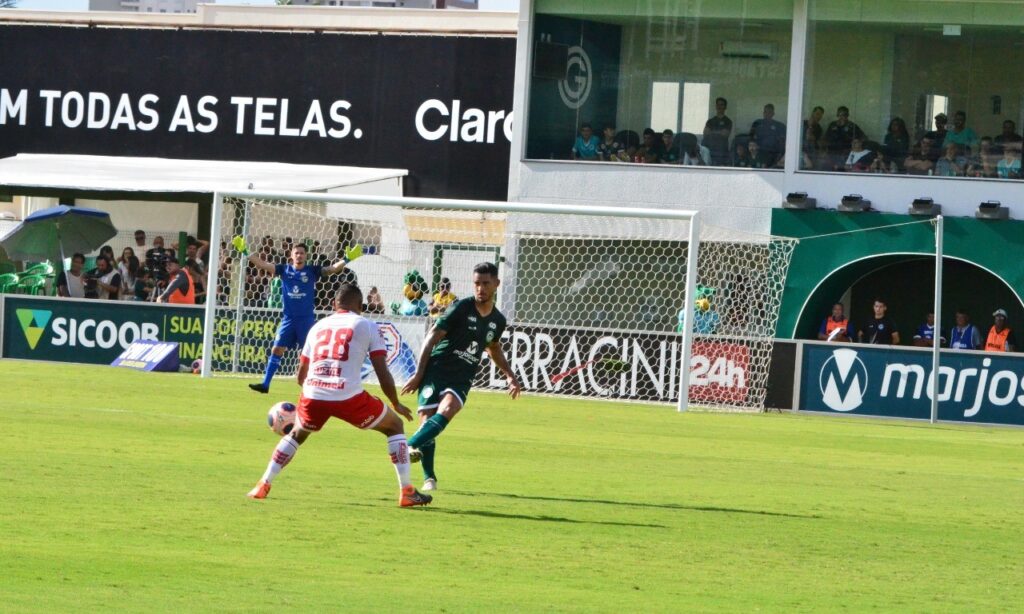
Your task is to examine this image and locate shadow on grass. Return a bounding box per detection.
[348,500,666,528]
[448,490,820,519]
[420,506,668,529]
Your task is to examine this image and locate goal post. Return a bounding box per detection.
[201,190,795,412]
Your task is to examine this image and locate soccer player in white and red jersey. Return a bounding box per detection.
[246,283,432,507]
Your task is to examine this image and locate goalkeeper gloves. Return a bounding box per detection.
[231,235,249,256]
[344,244,363,263]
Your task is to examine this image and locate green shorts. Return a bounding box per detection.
[417,375,472,413]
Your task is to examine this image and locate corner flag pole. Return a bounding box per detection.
[929,215,943,424]
[678,213,701,412]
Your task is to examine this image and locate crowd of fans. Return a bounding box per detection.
[570,100,1023,178]
[818,299,1016,352]
[56,229,210,304]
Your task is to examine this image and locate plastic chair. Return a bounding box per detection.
[16,275,47,296]
[0,272,18,293]
[24,262,55,278]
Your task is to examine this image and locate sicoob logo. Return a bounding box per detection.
[16,309,52,350]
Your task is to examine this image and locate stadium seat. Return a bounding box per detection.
[24,262,55,278]
[0,272,18,293]
[16,275,46,296]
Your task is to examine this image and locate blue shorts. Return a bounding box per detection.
[273,316,315,350]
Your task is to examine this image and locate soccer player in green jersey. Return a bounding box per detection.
[401,262,522,492]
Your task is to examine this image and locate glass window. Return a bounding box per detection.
[527,0,794,169]
[803,0,1024,180]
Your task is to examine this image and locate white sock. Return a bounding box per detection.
[261,436,299,484]
[387,434,412,489]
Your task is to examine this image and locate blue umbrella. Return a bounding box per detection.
[0,205,117,266]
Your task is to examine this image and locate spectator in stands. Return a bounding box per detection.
[949,309,982,350]
[997,145,1021,179]
[597,124,623,161]
[145,236,171,276]
[818,302,853,342]
[637,128,662,163]
[802,106,825,169]
[86,255,121,301]
[993,120,1022,153]
[365,286,386,315]
[99,245,115,265]
[703,97,733,166]
[903,138,936,175]
[967,137,1000,178]
[858,299,900,345]
[984,309,1015,352]
[882,117,910,169]
[429,277,457,318]
[843,138,876,172]
[119,253,141,300]
[571,123,600,161]
[661,129,680,164]
[733,141,754,167]
[924,114,948,159]
[746,141,768,169]
[134,229,147,250]
[57,252,87,298]
[749,103,786,167]
[912,311,945,347]
[679,133,710,166]
[935,143,966,177]
[157,259,195,304]
[944,111,978,152]
[823,106,866,168]
[134,266,155,302]
[117,246,136,281]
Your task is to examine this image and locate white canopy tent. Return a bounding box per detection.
[0,153,407,255]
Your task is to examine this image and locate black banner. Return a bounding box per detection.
[0,26,515,200]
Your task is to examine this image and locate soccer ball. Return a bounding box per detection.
[267,402,297,436]
[191,358,203,375]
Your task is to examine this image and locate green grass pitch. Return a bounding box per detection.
[2,360,1022,612]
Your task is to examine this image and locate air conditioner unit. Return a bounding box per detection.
[719,41,775,59]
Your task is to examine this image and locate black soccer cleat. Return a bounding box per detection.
[400,485,432,507]
[249,383,269,394]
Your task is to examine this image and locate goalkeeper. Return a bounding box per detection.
[231,236,362,394]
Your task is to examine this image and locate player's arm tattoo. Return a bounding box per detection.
[414,327,447,374]
[321,258,348,276]
[486,342,517,381]
[247,252,276,275]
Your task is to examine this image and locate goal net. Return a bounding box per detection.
[207,195,795,411]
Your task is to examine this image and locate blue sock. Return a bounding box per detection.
[420,440,437,481]
[408,414,448,449]
[262,354,282,389]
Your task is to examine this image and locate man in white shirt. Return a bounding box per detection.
[246,283,432,508]
[57,253,87,298]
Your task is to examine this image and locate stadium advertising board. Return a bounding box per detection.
[476,325,752,405]
[0,26,515,200]
[800,343,1024,426]
[2,296,203,365]
[1,296,275,371]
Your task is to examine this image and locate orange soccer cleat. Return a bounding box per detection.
[246,481,272,499]
[399,485,432,508]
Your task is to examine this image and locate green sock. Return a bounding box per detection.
[420,440,437,481]
[408,414,448,448]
